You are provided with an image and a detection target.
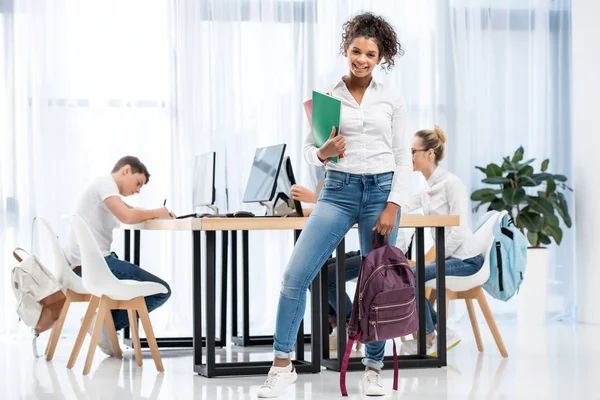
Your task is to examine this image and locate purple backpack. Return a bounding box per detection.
[340,235,418,396]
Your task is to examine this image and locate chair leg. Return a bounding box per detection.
[465,298,484,352]
[68,296,99,369]
[46,297,71,361]
[475,287,508,358]
[128,309,143,367]
[104,309,123,360]
[427,289,437,305]
[83,297,109,375]
[136,298,164,372]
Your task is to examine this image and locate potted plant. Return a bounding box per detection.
[470,146,572,323]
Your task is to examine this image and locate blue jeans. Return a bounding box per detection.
[273,170,400,371]
[415,254,485,334]
[326,251,361,322]
[75,252,172,331]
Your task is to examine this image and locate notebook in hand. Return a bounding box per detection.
[306,90,343,163]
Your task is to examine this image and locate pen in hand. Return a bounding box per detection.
[163,199,167,207]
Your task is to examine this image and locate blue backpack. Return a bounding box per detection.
[475,211,528,301]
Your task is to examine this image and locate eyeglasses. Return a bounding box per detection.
[411,149,428,155]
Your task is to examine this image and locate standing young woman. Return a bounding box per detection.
[257,13,412,398]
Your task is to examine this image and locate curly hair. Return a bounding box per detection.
[340,12,404,71]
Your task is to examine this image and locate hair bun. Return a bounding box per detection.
[433,125,447,144]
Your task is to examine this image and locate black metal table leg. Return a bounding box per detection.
[193,231,202,365]
[232,230,312,347]
[321,258,330,360]
[195,228,320,377]
[123,229,140,342]
[220,230,228,347]
[205,231,217,376]
[435,227,447,366]
[415,227,427,356]
[123,229,224,350]
[123,230,131,341]
[335,240,347,370]
[321,228,446,371]
[294,230,305,361]
[310,269,322,372]
[124,230,131,261]
[231,230,238,340]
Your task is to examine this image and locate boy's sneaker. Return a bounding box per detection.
[256,363,297,398]
[82,314,116,356]
[363,370,385,396]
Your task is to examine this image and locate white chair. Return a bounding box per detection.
[35,217,93,362]
[425,210,508,357]
[66,214,167,375]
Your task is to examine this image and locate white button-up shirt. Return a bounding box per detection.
[403,167,482,260]
[303,77,412,206]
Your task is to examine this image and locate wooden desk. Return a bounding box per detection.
[120,215,458,377]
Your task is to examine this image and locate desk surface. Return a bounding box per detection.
[121,215,459,232]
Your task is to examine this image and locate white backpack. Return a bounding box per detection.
[11,246,66,356]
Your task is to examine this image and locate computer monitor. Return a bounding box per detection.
[242,144,287,204]
[192,152,216,211]
[280,156,303,217]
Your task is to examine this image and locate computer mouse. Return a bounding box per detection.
[233,211,255,218]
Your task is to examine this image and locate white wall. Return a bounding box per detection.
[573,0,600,324]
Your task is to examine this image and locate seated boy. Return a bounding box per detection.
[65,155,175,355]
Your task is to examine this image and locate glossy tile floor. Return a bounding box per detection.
[1,322,597,399]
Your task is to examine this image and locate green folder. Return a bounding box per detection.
[311,90,342,163]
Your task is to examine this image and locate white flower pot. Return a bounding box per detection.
[517,247,549,325]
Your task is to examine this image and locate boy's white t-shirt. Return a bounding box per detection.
[65,175,121,266]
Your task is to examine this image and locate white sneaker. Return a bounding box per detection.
[430,329,462,357]
[329,327,338,351]
[83,314,115,356]
[401,329,462,356]
[256,363,297,398]
[400,338,420,355]
[363,370,386,396]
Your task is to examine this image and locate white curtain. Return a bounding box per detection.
[1,0,572,336]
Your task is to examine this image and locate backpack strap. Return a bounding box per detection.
[13,247,30,263]
[371,233,388,250]
[392,338,399,391]
[340,334,359,397]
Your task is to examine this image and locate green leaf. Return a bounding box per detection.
[512,146,524,163]
[471,188,500,202]
[544,213,560,227]
[527,232,539,247]
[553,174,568,182]
[519,211,542,233]
[543,224,563,245]
[541,159,549,172]
[488,198,507,212]
[519,165,534,176]
[502,157,514,172]
[485,163,504,178]
[518,176,539,187]
[482,177,511,185]
[502,187,526,207]
[476,166,487,175]
[527,196,555,217]
[531,173,552,182]
[538,233,552,246]
[517,159,536,169]
[556,192,572,227]
[545,178,556,193]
